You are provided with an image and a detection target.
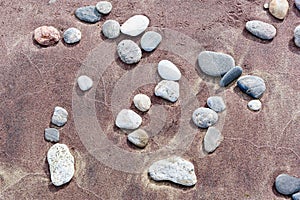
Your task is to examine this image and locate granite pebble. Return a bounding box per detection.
[237,75,266,99]
[102,20,120,39]
[45,128,60,143]
[203,127,223,153]
[34,26,60,46]
[294,25,300,47]
[133,94,151,112]
[63,28,81,44]
[51,106,68,127]
[77,75,93,91]
[127,129,149,148]
[117,40,142,64]
[115,109,142,130]
[269,0,289,19]
[75,6,101,23]
[192,107,218,128]
[141,31,162,52]
[158,60,181,81]
[246,20,276,40]
[96,1,112,14]
[154,80,179,102]
[207,96,226,113]
[248,100,262,111]
[120,15,149,36]
[219,66,243,87]
[275,174,300,195]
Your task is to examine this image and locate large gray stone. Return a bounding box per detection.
[192,107,218,128]
[120,15,149,36]
[154,80,179,102]
[117,40,142,64]
[115,109,142,130]
[275,174,300,195]
[246,20,276,40]
[203,127,223,153]
[75,6,101,23]
[140,31,162,52]
[237,75,266,99]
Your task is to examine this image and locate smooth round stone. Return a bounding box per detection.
[63,28,81,44]
[120,15,150,36]
[154,80,179,102]
[192,107,218,128]
[197,51,235,77]
[95,1,112,14]
[296,0,300,11]
[248,100,262,111]
[219,66,243,87]
[203,127,223,153]
[237,75,266,99]
[264,3,269,9]
[275,174,300,195]
[127,129,149,148]
[75,6,101,23]
[102,20,120,39]
[140,31,162,52]
[117,40,142,64]
[45,128,60,143]
[51,106,68,127]
[207,96,226,113]
[293,192,300,200]
[158,60,181,81]
[294,25,300,47]
[269,0,289,20]
[246,20,276,40]
[33,26,60,46]
[77,75,93,91]
[148,156,197,186]
[133,94,151,112]
[115,109,142,130]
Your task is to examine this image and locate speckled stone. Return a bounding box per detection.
[51,106,68,127]
[248,100,262,111]
[75,6,101,23]
[77,75,93,91]
[219,66,243,87]
[33,26,60,46]
[63,28,81,44]
[192,107,218,128]
[294,25,300,47]
[102,20,120,39]
[237,75,266,99]
[120,15,149,36]
[45,128,60,143]
[133,94,151,112]
[207,96,226,113]
[203,127,223,153]
[95,1,112,14]
[154,80,179,102]
[246,20,276,40]
[115,109,142,130]
[140,31,162,52]
[275,174,300,195]
[157,60,181,81]
[127,129,149,148]
[117,40,142,64]
[269,0,289,20]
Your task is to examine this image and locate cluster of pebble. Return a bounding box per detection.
[275,174,300,200]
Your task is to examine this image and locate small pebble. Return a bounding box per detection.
[33,26,60,46]
[127,129,149,148]
[140,31,162,52]
[296,0,300,11]
[75,6,101,23]
[293,192,300,200]
[51,106,68,127]
[148,156,197,186]
[120,15,150,36]
[237,75,266,99]
[246,20,276,40]
[95,1,112,14]
[133,94,151,112]
[192,107,218,128]
[154,80,179,102]
[63,28,81,44]
[269,0,289,19]
[207,96,226,113]
[248,100,262,111]
[115,109,142,130]
[45,128,60,142]
[117,40,142,64]
[275,174,300,195]
[102,20,120,39]
[294,25,300,47]
[77,75,93,91]
[264,3,269,9]
[157,60,181,81]
[197,51,235,77]
[219,66,243,87]
[203,127,223,153]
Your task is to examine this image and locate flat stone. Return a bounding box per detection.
[77,75,93,91]
[154,80,179,102]
[157,60,181,81]
[197,51,235,77]
[45,128,60,143]
[127,129,149,148]
[95,1,112,14]
[102,20,120,39]
[237,75,266,99]
[269,0,289,20]
[192,107,218,128]
[207,96,226,113]
[51,106,68,127]
[33,26,60,46]
[293,192,300,200]
[296,0,300,11]
[275,174,300,195]
[203,127,223,153]
[148,156,197,186]
[294,25,300,47]
[120,15,149,36]
[140,31,162,52]
[219,66,243,87]
[133,94,151,112]
[248,100,262,111]
[115,109,142,130]
[47,143,75,186]
[63,28,81,44]
[117,40,142,64]
[75,6,101,23]
[246,20,276,40]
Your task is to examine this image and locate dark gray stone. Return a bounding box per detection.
[246,20,276,40]
[207,96,226,113]
[140,31,162,52]
[63,28,81,44]
[237,75,266,99]
[117,40,142,64]
[275,174,300,195]
[45,128,59,142]
[75,6,101,23]
[220,66,243,87]
[192,107,218,128]
[293,192,300,200]
[102,20,120,39]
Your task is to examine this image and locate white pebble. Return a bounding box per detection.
[51,106,68,127]
[133,94,151,112]
[120,15,149,36]
[203,127,223,153]
[96,1,112,14]
[248,100,262,111]
[158,60,181,81]
[154,80,179,102]
[77,75,93,91]
[115,109,142,130]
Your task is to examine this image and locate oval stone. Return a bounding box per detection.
[75,6,101,23]
[154,80,179,102]
[33,26,60,46]
[192,107,218,128]
[115,109,142,130]
[140,31,162,52]
[77,75,93,91]
[95,1,112,14]
[157,60,181,81]
[203,127,223,153]
[219,66,243,87]
[207,96,226,113]
[127,129,149,148]
[133,94,151,112]
[237,75,266,99]
[120,15,149,36]
[246,20,276,40]
[63,28,81,44]
[269,0,289,20]
[102,20,120,39]
[248,100,262,111]
[275,174,300,195]
[294,25,300,47]
[117,40,142,64]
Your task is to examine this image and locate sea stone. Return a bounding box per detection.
[219,66,243,87]
[33,26,60,46]
[246,20,276,40]
[192,107,218,128]
[63,28,81,44]
[45,128,60,143]
[148,156,197,186]
[117,40,142,64]
[95,1,112,14]
[140,31,162,52]
[102,20,120,39]
[127,129,149,148]
[296,0,300,11]
[248,100,262,111]
[197,51,235,77]
[115,109,142,130]
[154,80,179,102]
[77,75,93,91]
[133,94,151,112]
[294,25,300,47]
[75,6,101,23]
[47,143,75,186]
[203,127,223,153]
[275,174,300,195]
[293,192,300,200]
[157,60,181,81]
[207,96,226,113]
[237,75,266,99]
[120,15,150,36]
[51,106,68,127]
[269,0,289,20]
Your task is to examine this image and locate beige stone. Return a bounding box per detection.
[269,0,289,20]
[34,26,60,46]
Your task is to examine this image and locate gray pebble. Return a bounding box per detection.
[219,66,243,87]
[45,128,60,142]
[203,127,223,153]
[275,174,300,195]
[192,107,218,128]
[120,15,149,36]
[133,94,151,112]
[293,192,300,200]
[63,28,81,44]
[248,100,262,111]
[157,60,181,81]
[296,0,300,11]
[115,109,142,130]
[154,80,179,102]
[140,31,162,52]
[102,20,120,39]
[117,40,142,64]
[246,20,276,40]
[294,25,300,47]
[207,96,226,113]
[96,1,112,14]
[237,75,266,99]
[127,129,149,148]
[75,6,101,23]
[77,75,93,91]
[51,106,68,127]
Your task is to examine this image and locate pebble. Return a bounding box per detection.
[133,94,151,112]
[95,1,112,14]
[245,20,276,40]
[154,80,179,102]
[45,128,60,143]
[63,28,81,44]
[33,26,60,46]
[75,6,101,23]
[117,40,142,64]
[237,75,266,99]
[296,0,300,11]
[140,31,162,52]
[148,156,197,186]
[275,174,300,195]
[219,66,243,87]
[203,127,223,153]
[294,25,300,47]
[248,100,262,111]
[269,0,289,20]
[264,3,269,9]
[293,192,300,200]
[127,129,149,148]
[192,107,218,128]
[120,15,150,36]
[102,20,120,39]
[47,143,75,186]
[51,106,68,127]
[157,60,181,81]
[77,75,93,91]
[115,109,142,130]
[207,96,226,113]
[197,51,235,77]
